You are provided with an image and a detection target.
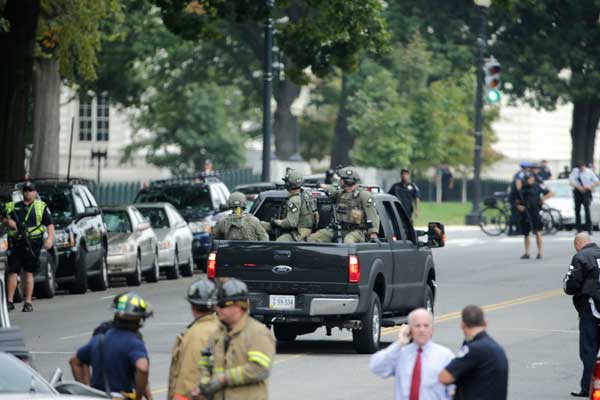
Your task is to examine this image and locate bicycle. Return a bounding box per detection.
[540,205,562,235]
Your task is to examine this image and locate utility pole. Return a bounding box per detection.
[261,0,275,182]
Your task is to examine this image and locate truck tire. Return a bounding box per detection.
[35,255,56,299]
[70,247,88,294]
[424,285,434,314]
[352,293,381,354]
[273,324,298,342]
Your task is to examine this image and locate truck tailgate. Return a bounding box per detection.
[214,241,351,294]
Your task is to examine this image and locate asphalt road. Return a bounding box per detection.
[10,229,582,399]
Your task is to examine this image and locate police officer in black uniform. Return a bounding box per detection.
[563,233,600,397]
[1,182,54,312]
[439,305,509,400]
[516,172,554,259]
[388,168,420,219]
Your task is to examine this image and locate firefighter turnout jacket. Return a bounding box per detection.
[199,313,275,400]
[168,314,219,400]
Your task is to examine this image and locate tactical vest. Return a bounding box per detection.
[222,214,259,240]
[284,191,317,230]
[5,200,47,239]
[336,189,366,229]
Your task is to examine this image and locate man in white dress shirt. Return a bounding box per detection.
[370,308,454,400]
[569,162,600,234]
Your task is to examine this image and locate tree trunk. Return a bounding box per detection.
[31,58,60,178]
[273,77,302,160]
[570,99,600,167]
[0,0,39,181]
[330,73,353,168]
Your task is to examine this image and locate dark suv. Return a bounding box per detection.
[18,179,109,295]
[134,176,230,268]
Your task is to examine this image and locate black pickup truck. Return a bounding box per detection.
[208,189,445,353]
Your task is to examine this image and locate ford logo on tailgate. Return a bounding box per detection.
[272,265,292,274]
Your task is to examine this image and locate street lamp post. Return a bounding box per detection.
[465,0,491,225]
[261,0,275,182]
[90,149,108,184]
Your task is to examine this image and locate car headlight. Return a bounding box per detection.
[55,231,74,249]
[189,221,211,234]
[109,243,135,255]
[159,239,173,250]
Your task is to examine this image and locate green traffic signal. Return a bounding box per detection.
[486,89,501,103]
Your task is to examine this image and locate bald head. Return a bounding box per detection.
[575,232,592,252]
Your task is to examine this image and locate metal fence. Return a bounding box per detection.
[90,168,261,206]
[413,178,510,203]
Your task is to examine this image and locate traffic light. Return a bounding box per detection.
[484,58,501,103]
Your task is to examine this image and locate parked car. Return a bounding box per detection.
[134,176,230,269]
[135,203,194,279]
[102,205,159,286]
[544,179,600,229]
[211,188,444,353]
[0,351,105,398]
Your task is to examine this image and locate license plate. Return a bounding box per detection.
[269,295,295,310]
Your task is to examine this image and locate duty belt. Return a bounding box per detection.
[340,222,365,231]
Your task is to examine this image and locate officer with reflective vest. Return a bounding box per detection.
[267,169,317,242]
[308,167,380,243]
[168,279,220,400]
[212,192,268,241]
[1,181,54,312]
[70,292,153,400]
[192,278,276,400]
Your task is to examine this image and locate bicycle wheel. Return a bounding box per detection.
[540,208,556,236]
[547,208,562,234]
[479,206,508,236]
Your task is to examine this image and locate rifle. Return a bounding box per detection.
[330,202,343,244]
[9,204,39,262]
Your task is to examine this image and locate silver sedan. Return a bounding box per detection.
[136,202,194,279]
[102,206,159,286]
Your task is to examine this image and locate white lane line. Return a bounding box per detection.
[100,295,114,300]
[31,351,74,355]
[61,331,92,340]
[446,238,486,247]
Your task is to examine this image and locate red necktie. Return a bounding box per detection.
[409,347,422,400]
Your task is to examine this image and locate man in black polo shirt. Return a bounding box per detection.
[439,305,509,400]
[388,168,420,219]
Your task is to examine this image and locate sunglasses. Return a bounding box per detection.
[22,188,34,193]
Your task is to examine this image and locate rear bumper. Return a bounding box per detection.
[249,293,359,319]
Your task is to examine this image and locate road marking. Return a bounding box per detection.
[30,351,74,355]
[61,331,93,340]
[446,238,486,247]
[381,288,564,337]
[100,295,114,300]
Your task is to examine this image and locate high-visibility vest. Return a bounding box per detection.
[5,200,48,239]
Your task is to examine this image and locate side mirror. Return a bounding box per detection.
[136,222,150,231]
[84,206,100,216]
[49,368,63,387]
[426,222,445,248]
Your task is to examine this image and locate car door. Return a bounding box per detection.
[73,187,101,264]
[134,208,155,268]
[391,200,427,309]
[168,205,192,259]
[80,186,106,253]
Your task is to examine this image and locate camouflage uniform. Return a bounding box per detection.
[308,167,379,244]
[276,190,315,241]
[213,192,269,241]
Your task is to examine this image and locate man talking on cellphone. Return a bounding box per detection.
[369,308,455,400]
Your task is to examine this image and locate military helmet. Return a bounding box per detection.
[112,292,153,320]
[187,278,218,308]
[284,169,304,190]
[226,192,247,208]
[217,278,249,307]
[339,167,360,185]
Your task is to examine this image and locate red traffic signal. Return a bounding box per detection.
[485,58,501,89]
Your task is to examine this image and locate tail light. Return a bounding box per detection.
[348,255,360,283]
[590,359,600,399]
[207,251,217,279]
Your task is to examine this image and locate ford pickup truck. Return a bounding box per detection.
[208,189,444,353]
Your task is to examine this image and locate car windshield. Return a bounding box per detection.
[103,211,133,233]
[138,208,169,229]
[38,187,75,221]
[138,186,212,212]
[544,181,571,198]
[0,352,54,394]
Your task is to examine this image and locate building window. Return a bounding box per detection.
[78,93,110,142]
[79,98,93,141]
[96,94,109,141]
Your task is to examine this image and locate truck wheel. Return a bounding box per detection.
[89,248,109,291]
[273,324,298,342]
[70,247,89,294]
[35,255,56,299]
[424,285,434,314]
[352,293,381,354]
